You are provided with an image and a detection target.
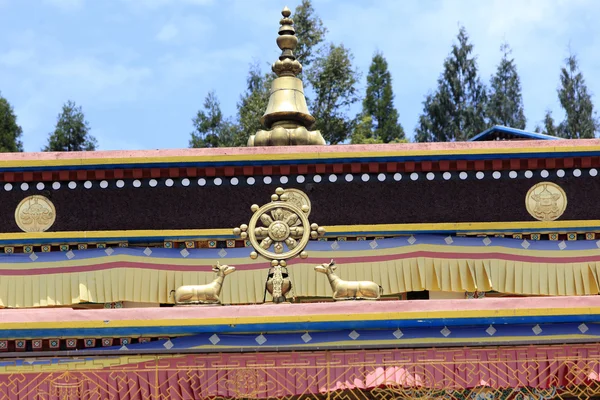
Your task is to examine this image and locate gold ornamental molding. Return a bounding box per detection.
[526,182,567,221]
[14,195,56,233]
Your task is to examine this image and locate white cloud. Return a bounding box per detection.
[182,0,213,4]
[0,49,35,67]
[13,95,53,151]
[154,15,213,44]
[93,128,146,151]
[121,0,213,10]
[42,0,83,10]
[156,23,179,42]
[4,54,154,151]
[42,57,153,100]
[158,44,254,82]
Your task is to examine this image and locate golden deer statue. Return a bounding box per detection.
[171,263,236,305]
[314,259,383,300]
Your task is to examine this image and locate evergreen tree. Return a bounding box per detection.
[44,101,96,151]
[487,43,526,129]
[308,44,360,144]
[351,115,375,144]
[293,0,327,69]
[354,51,404,143]
[535,110,559,137]
[0,93,24,152]
[190,91,237,148]
[415,26,488,142]
[556,54,598,138]
[235,63,272,146]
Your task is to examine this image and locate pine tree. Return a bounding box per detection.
[415,26,488,142]
[44,101,96,151]
[487,43,526,129]
[308,44,360,144]
[351,115,374,144]
[536,110,559,137]
[0,93,24,152]
[354,51,404,143]
[190,91,237,148]
[293,0,327,69]
[235,63,272,146]
[556,54,599,138]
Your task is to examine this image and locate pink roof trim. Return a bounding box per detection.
[0,295,596,324]
[0,139,599,162]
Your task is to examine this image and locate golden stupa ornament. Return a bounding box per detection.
[233,187,325,302]
[526,182,567,221]
[247,7,326,147]
[15,195,56,232]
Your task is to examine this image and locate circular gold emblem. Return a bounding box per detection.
[282,188,311,217]
[15,195,56,232]
[268,221,290,241]
[525,182,567,221]
[233,187,325,262]
[248,201,311,260]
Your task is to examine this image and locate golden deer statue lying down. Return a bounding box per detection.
[314,259,383,300]
[171,263,236,305]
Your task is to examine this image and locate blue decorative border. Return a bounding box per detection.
[1,235,598,264]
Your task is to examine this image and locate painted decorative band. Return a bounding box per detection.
[2,168,597,192]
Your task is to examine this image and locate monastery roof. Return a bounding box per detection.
[0,138,597,245]
[469,125,561,141]
[0,138,598,171]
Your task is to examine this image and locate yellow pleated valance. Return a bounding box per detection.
[290,258,600,298]
[0,268,269,308]
[1,257,600,308]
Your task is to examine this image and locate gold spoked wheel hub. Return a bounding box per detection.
[248,201,311,260]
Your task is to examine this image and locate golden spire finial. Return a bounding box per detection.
[272,6,302,78]
[247,6,325,147]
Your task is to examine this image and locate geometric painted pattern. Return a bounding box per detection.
[14,340,25,351]
[0,319,599,353]
[0,345,600,399]
[1,232,599,256]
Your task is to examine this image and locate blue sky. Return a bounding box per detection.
[0,0,599,151]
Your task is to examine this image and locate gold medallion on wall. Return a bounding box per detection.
[525,182,567,221]
[281,188,311,219]
[15,195,56,232]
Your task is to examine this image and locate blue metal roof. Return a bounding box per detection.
[469,125,561,141]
